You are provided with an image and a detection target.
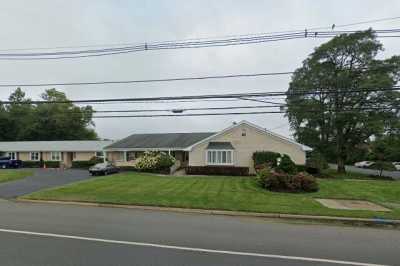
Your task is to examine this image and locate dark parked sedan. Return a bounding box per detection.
[89,162,119,176]
[0,156,22,169]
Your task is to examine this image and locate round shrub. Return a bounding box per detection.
[292,172,319,192]
[256,167,272,188]
[257,169,319,193]
[134,151,175,172]
[264,171,289,191]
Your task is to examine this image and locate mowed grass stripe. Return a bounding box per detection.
[0,170,32,184]
[23,172,400,220]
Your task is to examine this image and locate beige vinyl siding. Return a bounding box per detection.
[107,151,124,162]
[41,152,50,161]
[73,152,96,161]
[16,151,96,162]
[18,152,30,161]
[188,124,306,174]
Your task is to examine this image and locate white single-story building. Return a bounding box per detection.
[0,140,114,167]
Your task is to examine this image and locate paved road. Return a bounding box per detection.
[329,164,400,180]
[0,168,92,198]
[0,200,398,266]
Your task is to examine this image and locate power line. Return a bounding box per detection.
[92,104,284,113]
[1,86,398,105]
[0,71,293,87]
[0,29,399,60]
[1,16,399,52]
[0,92,281,104]
[91,106,400,119]
[92,111,285,118]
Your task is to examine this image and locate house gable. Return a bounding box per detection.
[187,120,311,152]
[187,121,309,172]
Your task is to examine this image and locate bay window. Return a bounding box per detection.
[206,150,233,165]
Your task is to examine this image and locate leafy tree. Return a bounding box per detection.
[29,89,97,140]
[306,151,328,174]
[0,88,98,141]
[286,29,400,172]
[370,135,400,162]
[0,102,10,141]
[6,88,35,140]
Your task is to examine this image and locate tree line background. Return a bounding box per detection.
[0,88,97,141]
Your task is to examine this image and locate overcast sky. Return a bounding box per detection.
[0,0,399,140]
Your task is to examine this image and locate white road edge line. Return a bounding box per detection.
[0,228,387,266]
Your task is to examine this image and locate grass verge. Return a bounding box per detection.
[0,170,32,184]
[322,169,393,180]
[23,172,400,220]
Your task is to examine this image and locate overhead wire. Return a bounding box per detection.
[0,71,294,87]
[0,29,399,60]
[1,15,399,52]
[1,86,399,105]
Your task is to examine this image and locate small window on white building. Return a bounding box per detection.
[51,152,61,161]
[206,150,233,165]
[8,152,17,160]
[95,151,104,158]
[30,152,40,161]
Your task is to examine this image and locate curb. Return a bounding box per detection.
[16,198,400,227]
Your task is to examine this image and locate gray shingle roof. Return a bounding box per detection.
[206,142,235,150]
[106,132,216,150]
[0,140,114,152]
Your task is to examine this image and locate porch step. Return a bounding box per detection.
[173,168,186,176]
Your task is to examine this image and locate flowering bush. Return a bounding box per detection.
[257,167,319,193]
[134,151,175,171]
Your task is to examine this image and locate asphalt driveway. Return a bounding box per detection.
[0,168,92,199]
[329,164,400,180]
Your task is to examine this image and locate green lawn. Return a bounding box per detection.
[322,169,392,180]
[0,170,32,184]
[24,172,400,220]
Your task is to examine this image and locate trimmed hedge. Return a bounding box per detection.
[186,166,249,176]
[22,161,60,168]
[295,164,307,172]
[22,161,42,168]
[253,151,281,167]
[72,157,104,169]
[135,168,171,175]
[276,154,297,174]
[44,161,61,168]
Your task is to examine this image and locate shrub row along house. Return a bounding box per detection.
[104,120,311,175]
[0,140,113,168]
[0,121,311,174]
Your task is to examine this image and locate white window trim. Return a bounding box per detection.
[205,149,234,166]
[50,151,62,161]
[30,152,40,161]
[94,151,105,158]
[8,152,17,160]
